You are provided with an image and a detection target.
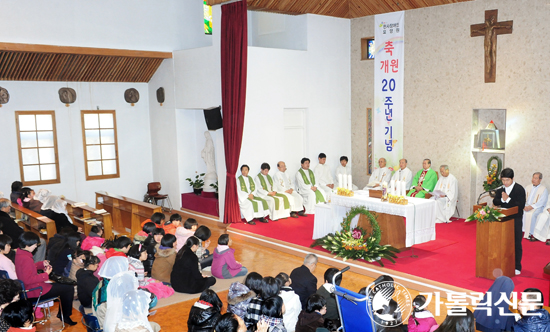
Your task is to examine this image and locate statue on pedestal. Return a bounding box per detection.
[202,131,217,192]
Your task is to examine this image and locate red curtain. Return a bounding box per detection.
[221,0,248,224]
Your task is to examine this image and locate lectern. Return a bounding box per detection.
[474,203,518,280]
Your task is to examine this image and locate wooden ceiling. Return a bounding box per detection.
[0,43,172,83]
[208,0,473,19]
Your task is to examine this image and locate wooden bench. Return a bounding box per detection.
[62,198,117,240]
[95,191,162,238]
[10,203,56,243]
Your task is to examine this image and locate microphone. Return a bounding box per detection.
[477,185,504,205]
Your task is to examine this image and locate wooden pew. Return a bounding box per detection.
[95,191,162,238]
[10,203,56,243]
[62,198,117,240]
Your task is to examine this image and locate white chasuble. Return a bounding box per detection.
[254,173,290,220]
[237,175,269,222]
[295,168,327,214]
[434,173,458,223]
[523,184,548,237]
[273,171,304,212]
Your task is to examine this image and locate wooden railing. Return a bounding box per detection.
[11,203,56,243]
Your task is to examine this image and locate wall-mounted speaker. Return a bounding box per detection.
[203,106,223,130]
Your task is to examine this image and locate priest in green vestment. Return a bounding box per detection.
[255,162,291,220]
[407,159,438,198]
[237,164,269,225]
[295,157,326,214]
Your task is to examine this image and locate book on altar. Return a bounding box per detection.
[429,190,447,200]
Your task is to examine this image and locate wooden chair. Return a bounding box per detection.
[145,182,172,211]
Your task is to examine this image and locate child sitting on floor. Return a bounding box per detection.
[2,299,35,332]
[76,255,100,308]
[151,234,178,284]
[127,244,151,287]
[211,234,248,279]
[141,212,165,228]
[105,236,132,258]
[176,218,198,251]
[81,226,105,250]
[408,295,438,332]
[162,214,182,235]
[134,222,157,244]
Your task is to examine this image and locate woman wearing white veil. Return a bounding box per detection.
[114,290,155,332]
[93,257,129,328]
[34,189,51,204]
[40,195,78,232]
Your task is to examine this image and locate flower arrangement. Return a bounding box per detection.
[311,206,399,266]
[387,194,408,205]
[465,205,506,223]
[483,156,502,191]
[336,187,354,197]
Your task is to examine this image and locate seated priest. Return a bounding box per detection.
[523,172,548,241]
[273,161,305,218]
[254,163,291,221]
[314,153,335,198]
[237,164,269,225]
[296,157,326,214]
[533,195,550,245]
[390,158,413,190]
[363,158,392,190]
[407,159,437,198]
[433,165,458,223]
[335,156,358,190]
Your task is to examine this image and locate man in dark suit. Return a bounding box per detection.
[290,253,318,309]
[493,168,526,275]
[0,198,23,249]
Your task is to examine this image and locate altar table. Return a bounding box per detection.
[313,192,437,247]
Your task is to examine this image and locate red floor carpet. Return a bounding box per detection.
[231,215,550,304]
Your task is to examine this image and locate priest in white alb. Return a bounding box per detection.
[363,157,392,189]
[335,156,358,190]
[390,158,413,190]
[273,161,305,218]
[533,193,550,245]
[255,163,291,221]
[237,164,269,225]
[523,172,548,240]
[433,165,458,223]
[296,157,326,214]
[313,153,335,198]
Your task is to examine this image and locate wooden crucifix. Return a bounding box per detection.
[471,9,513,83]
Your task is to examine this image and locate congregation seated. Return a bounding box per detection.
[237,164,270,225]
[40,195,79,233]
[433,165,458,224]
[2,299,35,332]
[243,272,264,328]
[0,235,16,280]
[514,288,550,332]
[151,234,178,284]
[364,158,392,190]
[523,172,548,241]
[212,234,248,279]
[81,225,105,250]
[214,312,268,332]
[105,236,132,258]
[434,308,475,332]
[474,276,516,332]
[296,158,326,214]
[255,162,291,221]
[0,199,24,254]
[276,272,302,332]
[127,244,151,287]
[295,293,327,332]
[187,289,223,332]
[19,187,42,213]
[290,254,318,309]
[175,218,197,251]
[407,159,437,198]
[408,295,438,332]
[46,231,80,275]
[314,153,335,198]
[259,296,286,331]
[141,212,165,228]
[0,279,23,331]
[142,225,164,275]
[195,225,213,269]
[92,256,129,328]
[76,255,100,308]
[9,182,23,206]
[316,268,341,324]
[170,236,216,294]
[162,213,181,235]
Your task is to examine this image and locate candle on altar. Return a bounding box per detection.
[338,174,343,189]
[342,175,347,189]
[347,175,352,190]
[389,180,395,195]
[401,181,406,197]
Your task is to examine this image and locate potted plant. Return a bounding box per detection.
[186,172,205,195]
[210,181,219,199]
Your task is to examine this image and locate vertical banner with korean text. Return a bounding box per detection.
[374,11,404,172]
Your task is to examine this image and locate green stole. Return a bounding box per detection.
[257,173,290,210]
[238,175,268,212]
[298,168,325,203]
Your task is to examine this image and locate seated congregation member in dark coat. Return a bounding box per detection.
[296,294,327,332]
[290,254,318,309]
[514,288,550,332]
[40,195,78,232]
[46,232,81,275]
[316,267,341,322]
[9,181,23,205]
[0,199,23,249]
[187,289,223,332]
[474,276,515,332]
[76,255,100,308]
[20,188,42,213]
[171,236,216,294]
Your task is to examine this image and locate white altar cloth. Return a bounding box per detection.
[313,193,437,247]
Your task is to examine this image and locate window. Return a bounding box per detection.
[204,0,212,35]
[361,37,375,60]
[15,111,60,185]
[81,110,120,180]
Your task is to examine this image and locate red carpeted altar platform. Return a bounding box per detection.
[230,215,550,304]
[181,192,219,216]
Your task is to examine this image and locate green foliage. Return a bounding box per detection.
[186,173,206,189]
[465,205,506,223]
[210,181,218,193]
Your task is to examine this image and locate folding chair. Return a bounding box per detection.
[332,267,376,332]
[0,270,9,279]
[18,281,64,331]
[79,305,103,332]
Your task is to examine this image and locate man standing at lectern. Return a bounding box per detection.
[493,168,526,275]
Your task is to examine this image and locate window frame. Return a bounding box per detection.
[15,110,61,186]
[80,110,120,181]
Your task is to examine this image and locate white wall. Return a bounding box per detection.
[0,81,153,206]
[248,12,308,51]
